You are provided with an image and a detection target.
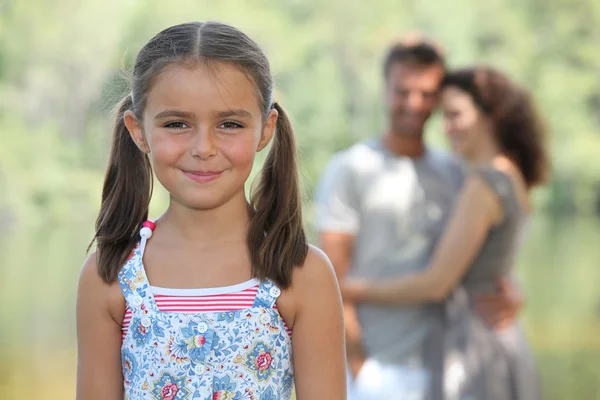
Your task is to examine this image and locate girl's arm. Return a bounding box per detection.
[290,246,347,399]
[342,175,502,305]
[76,252,124,399]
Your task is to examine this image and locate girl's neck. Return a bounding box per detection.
[157,190,251,243]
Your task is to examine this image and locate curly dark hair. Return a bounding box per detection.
[443,66,550,188]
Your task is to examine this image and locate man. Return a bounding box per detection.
[315,36,523,399]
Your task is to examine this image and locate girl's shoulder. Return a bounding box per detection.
[293,245,337,291]
[278,245,341,324]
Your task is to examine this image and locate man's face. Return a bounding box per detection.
[384,62,445,137]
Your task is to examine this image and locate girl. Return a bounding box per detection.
[343,66,549,399]
[76,22,346,400]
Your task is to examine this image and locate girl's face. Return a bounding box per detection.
[125,61,277,210]
[441,86,488,161]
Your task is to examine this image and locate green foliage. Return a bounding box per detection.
[1,2,600,397]
[0,116,103,226]
[2,0,600,227]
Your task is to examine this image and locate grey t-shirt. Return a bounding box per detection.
[315,138,464,366]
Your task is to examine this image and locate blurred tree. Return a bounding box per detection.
[1,0,599,226]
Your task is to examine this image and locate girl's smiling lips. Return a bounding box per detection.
[180,169,224,183]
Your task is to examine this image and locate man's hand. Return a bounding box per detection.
[474,277,525,331]
[344,303,366,379]
[318,231,367,379]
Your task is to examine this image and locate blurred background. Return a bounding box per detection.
[1,0,599,398]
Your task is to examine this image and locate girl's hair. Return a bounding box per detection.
[442,66,550,188]
[90,22,308,288]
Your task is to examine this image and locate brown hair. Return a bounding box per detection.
[383,33,446,78]
[442,66,550,188]
[89,22,308,288]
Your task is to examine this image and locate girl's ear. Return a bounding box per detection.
[257,108,277,152]
[124,111,150,153]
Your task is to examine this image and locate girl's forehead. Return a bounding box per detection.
[145,62,262,116]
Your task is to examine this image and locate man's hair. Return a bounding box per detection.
[383,33,446,78]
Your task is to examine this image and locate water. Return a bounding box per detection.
[1,215,599,399]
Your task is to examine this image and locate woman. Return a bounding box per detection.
[342,66,550,399]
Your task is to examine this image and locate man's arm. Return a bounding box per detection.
[314,152,366,377]
[319,231,365,378]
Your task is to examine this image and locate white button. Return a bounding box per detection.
[141,316,151,328]
[194,364,204,375]
[260,313,272,324]
[131,295,143,307]
[269,287,281,298]
[139,226,153,239]
[196,322,208,333]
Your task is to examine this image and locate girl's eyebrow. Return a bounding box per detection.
[154,109,252,120]
[215,109,252,119]
[154,110,195,120]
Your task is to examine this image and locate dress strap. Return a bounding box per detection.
[117,220,157,311]
[138,220,156,257]
[474,167,517,219]
[252,279,282,308]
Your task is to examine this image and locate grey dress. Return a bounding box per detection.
[425,167,541,400]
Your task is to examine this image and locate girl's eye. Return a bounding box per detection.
[164,121,189,129]
[219,121,243,130]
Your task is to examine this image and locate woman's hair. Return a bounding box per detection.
[89,22,307,288]
[442,66,550,188]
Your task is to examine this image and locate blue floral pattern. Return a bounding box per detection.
[118,241,294,399]
[131,317,152,346]
[122,348,138,385]
[217,311,240,323]
[260,386,278,400]
[244,342,276,382]
[213,375,243,399]
[151,372,191,400]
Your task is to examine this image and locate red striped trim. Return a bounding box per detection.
[121,285,292,339]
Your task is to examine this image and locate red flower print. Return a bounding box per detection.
[212,391,227,400]
[161,383,179,400]
[195,335,206,346]
[255,352,272,371]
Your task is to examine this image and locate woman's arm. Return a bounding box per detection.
[290,245,347,399]
[76,252,124,400]
[342,175,502,305]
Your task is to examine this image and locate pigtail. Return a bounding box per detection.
[247,103,308,288]
[88,94,153,282]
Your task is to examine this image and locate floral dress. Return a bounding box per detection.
[118,225,294,400]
